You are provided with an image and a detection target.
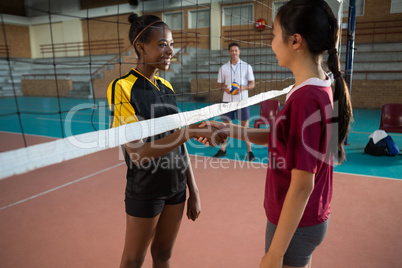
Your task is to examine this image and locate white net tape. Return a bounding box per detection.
[0,86,291,180]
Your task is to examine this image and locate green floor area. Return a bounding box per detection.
[1,97,401,179]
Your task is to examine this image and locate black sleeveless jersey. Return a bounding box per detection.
[107,69,188,200]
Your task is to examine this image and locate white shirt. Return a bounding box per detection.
[217,59,255,102]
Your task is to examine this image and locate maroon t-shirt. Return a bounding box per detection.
[264,77,334,227]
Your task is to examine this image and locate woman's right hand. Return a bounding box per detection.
[222,85,231,94]
[187,122,227,147]
[193,121,230,146]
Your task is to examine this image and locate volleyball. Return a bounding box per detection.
[230,82,240,95]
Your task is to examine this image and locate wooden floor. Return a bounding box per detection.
[0,132,402,268]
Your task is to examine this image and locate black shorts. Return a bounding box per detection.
[220,106,250,121]
[125,186,186,218]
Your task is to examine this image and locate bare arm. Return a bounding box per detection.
[226,123,268,146]
[183,143,201,221]
[125,124,226,166]
[218,82,230,94]
[198,121,269,146]
[240,80,255,91]
[260,169,315,267]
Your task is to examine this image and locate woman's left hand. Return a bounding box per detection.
[187,191,201,221]
[259,252,283,268]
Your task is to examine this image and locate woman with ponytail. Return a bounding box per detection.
[260,1,352,266]
[107,13,225,268]
[198,0,352,267]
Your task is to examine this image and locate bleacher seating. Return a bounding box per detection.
[0,54,116,98]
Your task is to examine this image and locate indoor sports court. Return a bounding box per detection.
[1,0,402,267]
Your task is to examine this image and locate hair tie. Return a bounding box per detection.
[132,20,163,46]
[328,48,337,55]
[333,71,342,79]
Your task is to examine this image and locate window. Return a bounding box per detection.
[272,1,287,21]
[342,0,365,16]
[164,11,183,30]
[272,1,362,21]
[391,0,402,13]
[189,9,210,28]
[222,4,253,26]
[326,0,343,18]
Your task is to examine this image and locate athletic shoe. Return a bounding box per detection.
[245,151,255,161]
[213,149,227,158]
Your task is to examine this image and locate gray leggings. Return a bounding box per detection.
[265,218,329,267]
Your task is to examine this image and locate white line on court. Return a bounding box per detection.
[334,171,402,181]
[0,130,57,139]
[349,130,402,136]
[35,116,110,125]
[0,162,125,211]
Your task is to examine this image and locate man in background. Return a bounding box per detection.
[214,42,255,161]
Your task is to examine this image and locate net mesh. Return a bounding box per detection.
[0,0,343,180]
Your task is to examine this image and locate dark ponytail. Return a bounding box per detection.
[277,0,353,162]
[128,13,165,58]
[326,25,353,162]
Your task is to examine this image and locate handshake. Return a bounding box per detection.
[187,121,229,147]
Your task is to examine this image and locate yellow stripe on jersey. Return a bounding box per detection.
[132,69,161,91]
[156,76,175,94]
[107,74,139,128]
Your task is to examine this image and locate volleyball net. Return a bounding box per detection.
[0,0,344,180]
